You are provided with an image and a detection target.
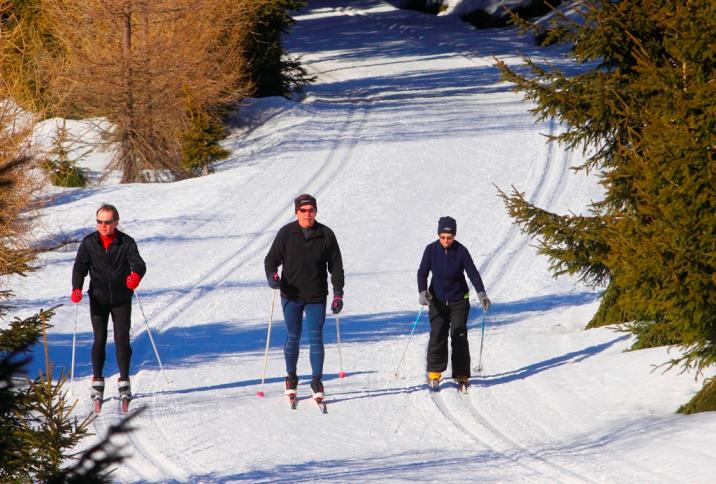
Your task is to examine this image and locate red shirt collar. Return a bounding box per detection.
[99,232,116,250]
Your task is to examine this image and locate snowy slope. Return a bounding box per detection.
[7,0,716,482]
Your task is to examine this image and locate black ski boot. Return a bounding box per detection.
[91,377,104,413]
[118,379,132,413]
[285,372,298,409]
[310,377,326,413]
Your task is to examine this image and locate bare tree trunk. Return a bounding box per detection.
[120,0,137,183]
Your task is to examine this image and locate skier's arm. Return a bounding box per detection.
[462,248,485,294]
[327,230,344,297]
[264,229,284,275]
[126,237,146,278]
[72,239,91,291]
[417,246,431,293]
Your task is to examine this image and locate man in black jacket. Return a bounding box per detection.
[71,204,146,405]
[264,194,344,402]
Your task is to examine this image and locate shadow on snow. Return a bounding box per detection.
[25,291,600,380]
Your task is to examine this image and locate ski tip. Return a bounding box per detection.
[256,391,265,398]
[339,371,347,379]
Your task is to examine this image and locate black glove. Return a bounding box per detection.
[331,295,343,315]
[267,272,280,289]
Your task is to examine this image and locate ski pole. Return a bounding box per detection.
[473,309,488,373]
[134,291,171,386]
[335,316,347,378]
[394,306,424,378]
[70,303,79,386]
[257,289,277,397]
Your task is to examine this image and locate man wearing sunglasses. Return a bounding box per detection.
[417,216,490,392]
[71,203,146,410]
[264,194,345,403]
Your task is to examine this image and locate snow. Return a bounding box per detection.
[440,0,535,17]
[5,0,716,482]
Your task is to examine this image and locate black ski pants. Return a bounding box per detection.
[426,298,470,378]
[90,299,132,380]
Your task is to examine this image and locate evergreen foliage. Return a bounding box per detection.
[42,121,88,187]
[246,0,313,98]
[0,308,140,481]
[496,0,715,410]
[678,378,716,415]
[180,95,229,176]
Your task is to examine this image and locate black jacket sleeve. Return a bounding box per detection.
[326,228,344,297]
[72,238,91,291]
[126,236,147,278]
[264,227,285,275]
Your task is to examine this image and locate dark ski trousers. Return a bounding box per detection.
[90,298,132,380]
[427,298,470,378]
[281,298,326,379]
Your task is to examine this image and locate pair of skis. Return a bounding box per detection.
[429,379,469,394]
[287,392,327,413]
[93,396,131,414]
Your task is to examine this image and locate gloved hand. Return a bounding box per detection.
[267,272,280,289]
[71,289,83,304]
[477,291,491,312]
[126,272,141,290]
[331,295,343,315]
[418,290,431,306]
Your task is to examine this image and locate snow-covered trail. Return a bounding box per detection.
[9,0,716,482]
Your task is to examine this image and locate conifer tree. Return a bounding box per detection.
[497,0,715,411]
[180,95,229,176]
[246,0,313,98]
[42,120,89,187]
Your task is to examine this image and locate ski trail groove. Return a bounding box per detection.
[480,118,565,291]
[458,392,596,483]
[430,390,567,481]
[131,102,368,338]
[91,408,187,482]
[128,100,370,478]
[350,7,589,479]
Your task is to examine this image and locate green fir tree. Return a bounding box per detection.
[42,121,89,187]
[497,0,715,411]
[246,0,313,98]
[180,99,229,177]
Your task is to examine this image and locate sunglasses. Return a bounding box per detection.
[96,219,115,225]
[297,208,316,214]
[439,235,455,240]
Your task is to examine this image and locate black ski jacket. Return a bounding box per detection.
[264,221,344,303]
[72,230,146,306]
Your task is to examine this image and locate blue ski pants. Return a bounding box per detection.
[281,298,326,378]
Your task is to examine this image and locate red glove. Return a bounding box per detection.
[331,295,343,315]
[71,289,83,304]
[126,272,141,290]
